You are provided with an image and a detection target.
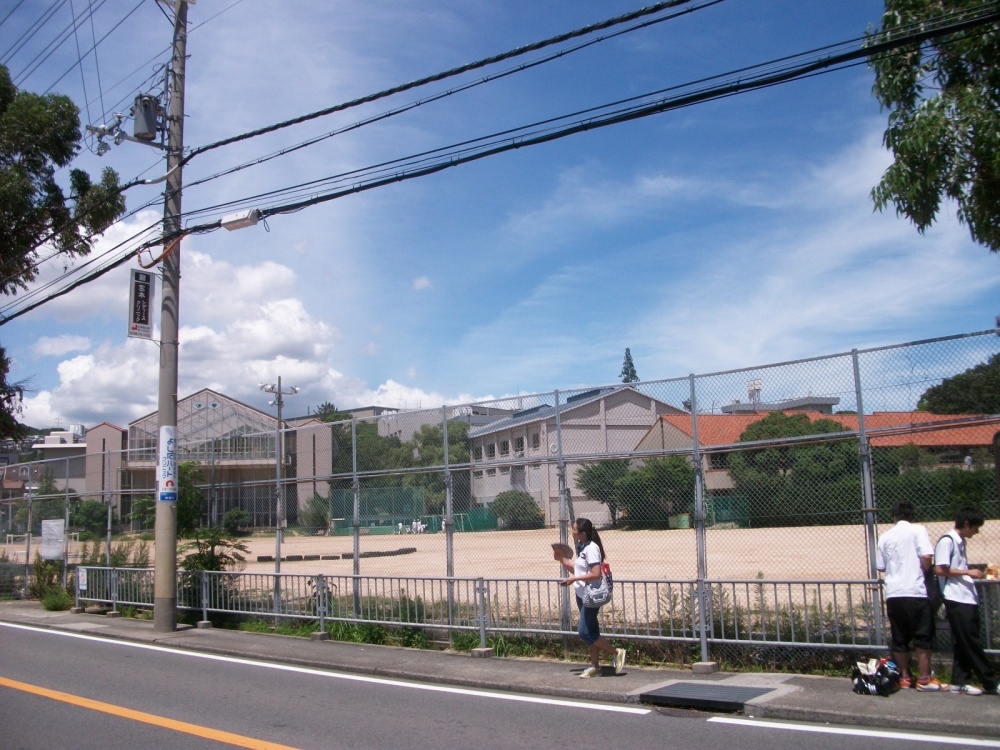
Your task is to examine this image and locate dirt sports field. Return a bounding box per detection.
[8,522,998,582]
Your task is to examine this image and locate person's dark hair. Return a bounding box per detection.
[955,505,985,530]
[574,517,607,561]
[891,500,915,522]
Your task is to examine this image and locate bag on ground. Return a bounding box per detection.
[851,658,900,697]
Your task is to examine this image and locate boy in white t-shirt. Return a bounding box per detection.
[875,500,945,691]
[934,506,998,696]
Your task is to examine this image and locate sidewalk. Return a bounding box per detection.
[1,600,997,739]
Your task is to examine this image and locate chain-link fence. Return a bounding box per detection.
[3,328,999,664]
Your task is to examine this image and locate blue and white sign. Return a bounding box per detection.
[157,425,177,503]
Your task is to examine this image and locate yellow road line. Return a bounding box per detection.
[0,675,299,750]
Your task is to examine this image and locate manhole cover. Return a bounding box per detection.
[640,682,774,712]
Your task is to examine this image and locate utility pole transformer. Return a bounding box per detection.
[154,0,190,633]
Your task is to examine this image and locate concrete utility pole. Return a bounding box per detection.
[154,0,190,633]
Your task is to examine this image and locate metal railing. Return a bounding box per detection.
[71,567,961,654]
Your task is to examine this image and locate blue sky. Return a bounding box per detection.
[2,0,998,430]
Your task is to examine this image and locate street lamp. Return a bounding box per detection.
[258,378,299,589]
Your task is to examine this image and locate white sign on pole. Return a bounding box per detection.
[40,519,65,560]
[78,567,87,591]
[158,425,177,502]
[128,269,155,340]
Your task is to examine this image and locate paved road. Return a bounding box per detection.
[3,623,994,750]
[1,601,998,748]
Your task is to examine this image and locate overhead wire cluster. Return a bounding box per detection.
[0,0,721,322]
[1,1,998,326]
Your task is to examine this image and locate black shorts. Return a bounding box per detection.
[886,597,934,651]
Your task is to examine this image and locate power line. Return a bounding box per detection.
[0,0,719,294]
[3,4,996,323]
[181,0,726,191]
[182,0,715,165]
[38,0,144,95]
[171,8,1000,236]
[11,0,109,88]
[0,0,68,67]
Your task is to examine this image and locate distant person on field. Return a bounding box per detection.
[554,517,625,679]
[875,500,947,691]
[935,506,998,696]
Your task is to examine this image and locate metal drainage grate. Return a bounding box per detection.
[639,682,774,712]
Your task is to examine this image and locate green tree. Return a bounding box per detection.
[178,526,249,572]
[222,507,250,536]
[314,401,352,422]
[917,353,1000,413]
[400,421,473,515]
[70,499,110,538]
[130,496,155,530]
[177,462,204,535]
[14,472,70,534]
[868,1,1000,251]
[576,460,629,526]
[728,413,860,527]
[0,351,27,440]
[620,348,639,383]
[614,456,695,528]
[492,490,544,529]
[0,64,126,437]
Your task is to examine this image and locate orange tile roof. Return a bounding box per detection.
[654,411,999,448]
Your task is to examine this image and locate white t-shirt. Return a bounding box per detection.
[876,520,933,599]
[573,541,601,597]
[935,530,977,605]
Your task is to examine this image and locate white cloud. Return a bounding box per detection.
[32,335,90,357]
[501,166,695,253]
[412,276,432,290]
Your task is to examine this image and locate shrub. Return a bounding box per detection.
[492,491,544,529]
[222,508,251,536]
[41,587,73,610]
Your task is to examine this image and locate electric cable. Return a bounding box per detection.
[0,0,720,286]
[12,0,109,88]
[179,8,1000,235]
[2,3,995,322]
[0,0,67,66]
[181,0,727,189]
[182,0,714,165]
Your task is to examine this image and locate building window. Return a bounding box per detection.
[486,444,496,459]
[473,470,483,478]
[499,440,510,457]
[514,437,525,455]
[473,446,483,461]
[531,433,540,449]
[500,467,510,475]
[709,453,729,470]
[486,468,496,476]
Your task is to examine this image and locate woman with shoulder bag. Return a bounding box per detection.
[554,517,626,678]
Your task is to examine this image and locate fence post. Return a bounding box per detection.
[852,349,884,646]
[554,390,573,639]
[476,578,488,649]
[351,418,361,616]
[200,570,209,623]
[63,461,70,591]
[110,567,119,613]
[689,374,712,666]
[312,574,330,640]
[442,406,456,633]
